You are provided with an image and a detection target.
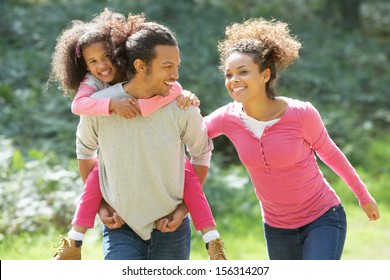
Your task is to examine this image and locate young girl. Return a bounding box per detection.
[48,9,226,260]
[203,18,380,259]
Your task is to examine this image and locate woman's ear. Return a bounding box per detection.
[263,68,271,83]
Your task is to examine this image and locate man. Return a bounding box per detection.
[76,22,213,260]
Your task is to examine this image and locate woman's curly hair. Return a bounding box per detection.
[218,18,302,99]
[47,8,144,99]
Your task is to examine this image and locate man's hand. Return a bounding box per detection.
[155,203,189,233]
[98,199,125,229]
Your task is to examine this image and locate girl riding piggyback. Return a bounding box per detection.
[48,8,225,260]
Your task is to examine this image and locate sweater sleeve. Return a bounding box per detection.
[75,116,99,160]
[302,102,373,205]
[71,78,111,116]
[182,107,213,167]
[138,81,182,116]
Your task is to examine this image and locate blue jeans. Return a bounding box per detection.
[103,216,191,260]
[264,204,347,260]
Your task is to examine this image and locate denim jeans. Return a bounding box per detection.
[103,216,191,260]
[264,204,347,260]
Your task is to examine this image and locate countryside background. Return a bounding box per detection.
[0,0,389,260]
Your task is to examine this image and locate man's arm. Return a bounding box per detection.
[78,159,98,183]
[182,107,213,169]
[192,164,208,186]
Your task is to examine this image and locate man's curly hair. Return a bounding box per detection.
[218,18,302,99]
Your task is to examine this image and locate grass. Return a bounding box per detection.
[342,204,390,260]
[0,203,388,260]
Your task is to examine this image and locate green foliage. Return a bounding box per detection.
[1,0,389,243]
[279,21,390,163]
[204,157,260,221]
[0,137,82,240]
[1,0,389,161]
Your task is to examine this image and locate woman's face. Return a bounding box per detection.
[224,52,269,104]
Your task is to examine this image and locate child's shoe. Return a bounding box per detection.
[52,236,82,260]
[206,238,227,260]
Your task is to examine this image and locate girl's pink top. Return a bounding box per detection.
[204,98,372,229]
[71,74,182,116]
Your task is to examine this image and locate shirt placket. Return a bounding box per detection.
[260,126,270,173]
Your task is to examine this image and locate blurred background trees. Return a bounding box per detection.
[1,0,389,243]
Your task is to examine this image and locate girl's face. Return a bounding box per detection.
[224,52,269,105]
[82,41,120,84]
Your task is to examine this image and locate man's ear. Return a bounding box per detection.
[134,59,147,74]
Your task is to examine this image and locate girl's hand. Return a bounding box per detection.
[176,90,200,110]
[110,97,141,118]
[361,198,380,221]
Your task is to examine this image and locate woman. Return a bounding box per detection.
[203,18,380,260]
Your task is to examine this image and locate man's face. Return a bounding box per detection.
[143,45,181,97]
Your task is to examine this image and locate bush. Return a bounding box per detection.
[0,137,81,240]
[203,155,261,228]
[1,0,389,245]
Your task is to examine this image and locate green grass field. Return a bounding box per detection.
[1,203,388,260]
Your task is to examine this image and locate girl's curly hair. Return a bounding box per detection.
[218,18,302,99]
[47,8,144,99]
[92,9,145,80]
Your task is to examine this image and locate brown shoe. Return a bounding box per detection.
[52,236,82,260]
[206,238,227,260]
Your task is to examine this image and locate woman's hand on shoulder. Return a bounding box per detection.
[176,90,200,110]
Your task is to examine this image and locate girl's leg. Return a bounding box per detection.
[183,157,226,260]
[183,157,216,231]
[53,162,102,260]
[72,162,102,229]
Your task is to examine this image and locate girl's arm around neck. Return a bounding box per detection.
[71,83,111,116]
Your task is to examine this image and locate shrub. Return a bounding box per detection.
[0,137,81,240]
